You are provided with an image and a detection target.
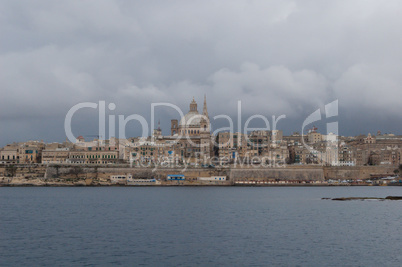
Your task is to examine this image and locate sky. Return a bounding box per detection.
[1,0,401,146]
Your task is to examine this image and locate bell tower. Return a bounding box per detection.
[200,94,210,133]
[200,94,212,157]
[171,119,178,135]
[203,94,209,118]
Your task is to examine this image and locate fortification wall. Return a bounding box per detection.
[0,164,398,186]
[323,166,396,180]
[230,167,324,181]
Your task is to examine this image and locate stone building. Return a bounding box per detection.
[170,95,213,162]
[216,132,247,162]
[346,132,402,166]
[0,144,20,164]
[337,144,355,166]
[247,130,270,156]
[19,141,45,164]
[67,150,119,164]
[307,132,322,144]
[42,148,70,164]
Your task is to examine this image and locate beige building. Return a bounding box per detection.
[19,141,45,164]
[125,140,163,164]
[267,145,289,164]
[68,150,119,164]
[368,147,401,166]
[217,132,247,162]
[346,132,402,166]
[308,132,322,144]
[0,144,19,164]
[42,148,70,164]
[247,130,270,156]
[337,145,355,166]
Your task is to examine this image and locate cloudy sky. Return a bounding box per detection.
[1,0,401,145]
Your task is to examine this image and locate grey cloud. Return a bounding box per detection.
[1,0,402,146]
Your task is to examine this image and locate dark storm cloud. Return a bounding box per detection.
[1,0,401,145]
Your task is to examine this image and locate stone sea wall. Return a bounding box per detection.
[230,167,324,181]
[323,166,396,180]
[0,164,398,186]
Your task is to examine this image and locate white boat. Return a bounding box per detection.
[110,174,130,185]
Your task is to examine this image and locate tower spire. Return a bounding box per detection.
[203,94,209,118]
[190,97,197,112]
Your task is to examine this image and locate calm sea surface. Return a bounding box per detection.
[1,186,401,266]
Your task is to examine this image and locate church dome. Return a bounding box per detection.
[177,96,210,131]
[179,111,203,127]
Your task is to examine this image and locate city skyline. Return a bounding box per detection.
[1,95,401,147]
[2,95,401,168]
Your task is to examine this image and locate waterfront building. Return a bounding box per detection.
[346,132,402,166]
[18,141,45,164]
[0,144,20,164]
[337,144,355,166]
[67,150,119,164]
[267,145,289,164]
[42,148,70,164]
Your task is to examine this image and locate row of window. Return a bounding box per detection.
[71,161,114,164]
[70,154,117,159]
[88,147,116,151]
[134,147,155,151]
[180,128,207,135]
[1,155,18,160]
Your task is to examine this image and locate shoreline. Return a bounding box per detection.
[1,164,399,187]
[0,183,396,187]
